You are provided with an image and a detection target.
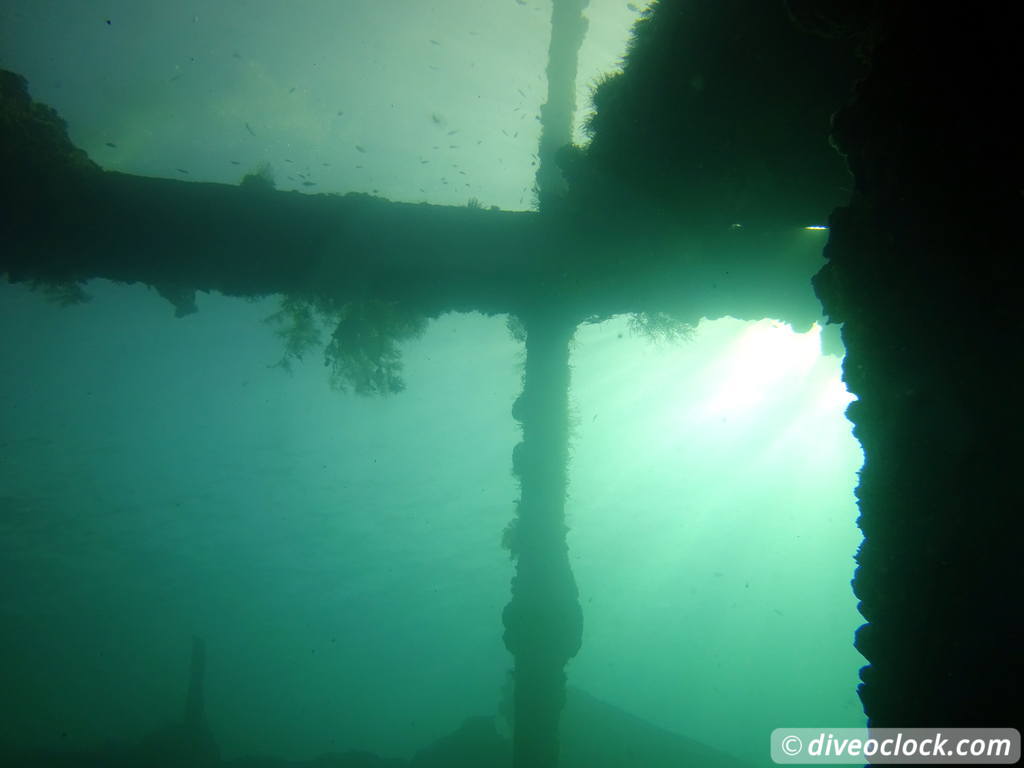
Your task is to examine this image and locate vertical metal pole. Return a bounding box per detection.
[503,308,583,768]
[536,0,589,212]
[503,1,590,763]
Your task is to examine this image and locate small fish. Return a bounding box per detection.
[284,159,293,163]
[302,181,316,187]
[355,145,366,153]
[429,39,441,46]
[230,160,240,165]
[104,142,117,148]
[517,88,526,97]
[420,160,429,164]
[447,129,459,135]
[288,87,296,94]
[245,122,256,136]
[176,168,189,174]
[336,110,344,116]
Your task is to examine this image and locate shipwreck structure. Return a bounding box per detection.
[2,0,1020,765]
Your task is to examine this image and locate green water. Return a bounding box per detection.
[568,316,865,765]
[0,281,863,766]
[0,2,866,764]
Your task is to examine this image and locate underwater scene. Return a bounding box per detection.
[1,2,871,767]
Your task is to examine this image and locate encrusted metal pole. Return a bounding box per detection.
[503,306,583,768]
[501,1,590,764]
[180,635,219,764]
[536,0,589,212]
